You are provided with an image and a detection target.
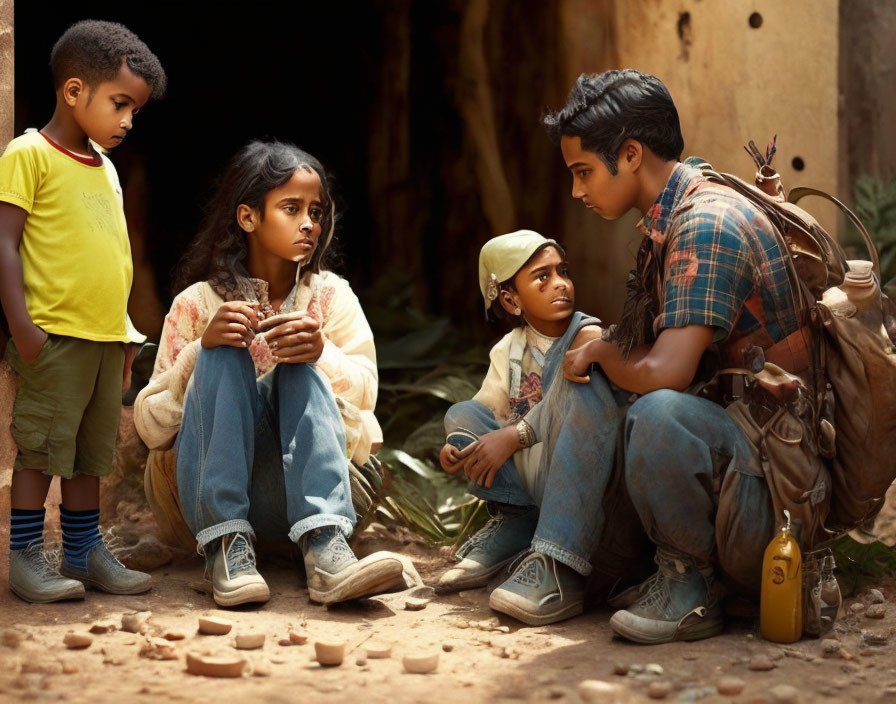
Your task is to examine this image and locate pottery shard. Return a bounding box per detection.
[647,681,672,699]
[89,621,117,635]
[403,652,439,674]
[748,655,776,671]
[821,639,842,656]
[251,658,271,677]
[197,617,233,635]
[162,630,186,641]
[862,629,889,646]
[405,597,429,611]
[579,680,623,702]
[314,641,345,667]
[865,604,886,619]
[63,633,93,649]
[140,637,178,661]
[869,589,886,604]
[364,642,392,659]
[121,612,151,634]
[185,652,247,678]
[717,677,745,696]
[768,683,800,704]
[1,629,22,648]
[288,631,308,645]
[235,633,265,650]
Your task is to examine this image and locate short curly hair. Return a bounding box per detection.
[50,20,167,99]
[543,70,682,175]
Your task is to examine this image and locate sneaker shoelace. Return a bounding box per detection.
[22,543,65,581]
[511,553,563,596]
[226,535,257,577]
[455,516,504,560]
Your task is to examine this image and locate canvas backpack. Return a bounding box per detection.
[697,140,896,563]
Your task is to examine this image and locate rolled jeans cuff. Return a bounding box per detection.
[288,514,354,544]
[531,536,592,576]
[196,519,255,554]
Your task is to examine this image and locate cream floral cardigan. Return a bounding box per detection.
[133,271,381,548]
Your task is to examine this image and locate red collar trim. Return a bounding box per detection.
[39,132,103,166]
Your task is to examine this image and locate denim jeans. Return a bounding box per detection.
[175,346,355,550]
[444,313,631,576]
[623,389,777,592]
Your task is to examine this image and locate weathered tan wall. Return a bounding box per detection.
[0,0,11,502]
[556,0,840,321]
[0,0,11,150]
[840,0,896,189]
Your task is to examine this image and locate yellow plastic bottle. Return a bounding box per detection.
[760,510,803,643]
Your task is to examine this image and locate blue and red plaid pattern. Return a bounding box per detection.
[637,159,800,347]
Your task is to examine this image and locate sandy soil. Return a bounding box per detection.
[1,526,895,704]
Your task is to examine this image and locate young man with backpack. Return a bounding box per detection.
[543,69,810,643]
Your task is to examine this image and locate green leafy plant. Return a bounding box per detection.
[846,175,896,296]
[363,270,491,545]
[830,534,896,596]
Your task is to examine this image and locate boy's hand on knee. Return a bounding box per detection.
[439,443,466,474]
[201,302,259,349]
[259,311,323,364]
[463,426,519,488]
[13,321,48,366]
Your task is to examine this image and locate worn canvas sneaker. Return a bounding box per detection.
[301,526,403,605]
[437,504,538,593]
[488,551,585,626]
[200,533,270,607]
[9,541,85,603]
[60,540,153,596]
[609,547,723,644]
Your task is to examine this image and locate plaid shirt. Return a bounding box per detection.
[637,158,800,352]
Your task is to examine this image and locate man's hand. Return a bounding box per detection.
[201,301,259,349]
[13,321,48,366]
[258,311,324,363]
[463,425,520,488]
[563,338,601,383]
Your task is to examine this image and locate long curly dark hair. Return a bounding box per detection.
[174,140,336,294]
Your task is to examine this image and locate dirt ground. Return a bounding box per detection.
[1,523,895,704]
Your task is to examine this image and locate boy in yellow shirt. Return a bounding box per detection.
[0,20,166,602]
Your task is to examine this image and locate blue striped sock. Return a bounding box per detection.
[10,508,45,551]
[60,506,102,571]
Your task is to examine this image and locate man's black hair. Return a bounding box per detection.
[543,69,683,174]
[50,20,167,99]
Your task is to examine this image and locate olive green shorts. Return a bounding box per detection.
[5,334,124,479]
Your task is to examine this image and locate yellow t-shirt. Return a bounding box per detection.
[0,131,132,342]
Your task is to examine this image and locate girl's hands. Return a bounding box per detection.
[462,425,520,489]
[259,311,324,363]
[201,301,259,349]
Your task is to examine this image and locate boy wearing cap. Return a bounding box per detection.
[437,230,630,626]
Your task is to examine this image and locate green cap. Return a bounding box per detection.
[478,230,557,312]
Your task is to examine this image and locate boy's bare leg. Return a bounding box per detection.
[10,468,52,509]
[60,474,99,511]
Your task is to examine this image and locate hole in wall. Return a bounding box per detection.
[677,11,692,61]
[749,12,763,29]
[792,156,805,172]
